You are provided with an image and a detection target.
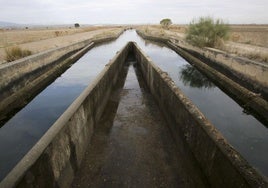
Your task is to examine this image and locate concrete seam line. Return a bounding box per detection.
[0,39,128,188]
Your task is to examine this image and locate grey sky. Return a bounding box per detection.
[0,0,267,24]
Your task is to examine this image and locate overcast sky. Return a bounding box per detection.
[0,0,267,25]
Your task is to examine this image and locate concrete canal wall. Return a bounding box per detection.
[136,29,268,100]
[133,42,267,188]
[1,42,267,188]
[0,42,131,188]
[137,30,268,126]
[0,30,123,123]
[179,44,268,100]
[167,42,268,125]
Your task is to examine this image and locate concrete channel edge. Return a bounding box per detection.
[1,40,267,187]
[136,30,268,127]
[0,29,123,124]
[136,29,268,100]
[133,42,268,187]
[0,42,131,188]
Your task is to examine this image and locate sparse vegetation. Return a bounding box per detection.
[159,29,166,36]
[160,18,172,29]
[0,26,121,64]
[5,46,32,62]
[186,17,229,47]
[231,33,240,42]
[94,30,116,39]
[144,26,149,33]
[55,31,60,36]
[246,51,268,62]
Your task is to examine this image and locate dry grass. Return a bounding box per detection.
[0,26,123,64]
[139,24,268,63]
[169,25,187,33]
[0,28,80,48]
[169,24,268,62]
[246,51,268,62]
[225,25,268,47]
[230,31,267,47]
[93,29,120,39]
[169,24,268,48]
[0,26,117,49]
[5,46,32,62]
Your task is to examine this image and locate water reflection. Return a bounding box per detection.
[144,39,165,48]
[179,64,215,89]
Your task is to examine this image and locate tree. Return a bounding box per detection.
[186,17,229,47]
[160,18,172,29]
[180,64,214,89]
[74,23,80,28]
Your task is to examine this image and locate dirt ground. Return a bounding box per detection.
[157,24,268,47]
[0,26,123,64]
[138,24,268,63]
[229,25,268,47]
[1,24,267,64]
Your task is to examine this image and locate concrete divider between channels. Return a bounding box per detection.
[133,42,268,188]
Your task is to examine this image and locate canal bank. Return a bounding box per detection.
[136,29,268,125]
[136,28,268,100]
[0,29,124,125]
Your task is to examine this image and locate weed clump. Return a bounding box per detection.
[5,46,32,62]
[186,17,230,48]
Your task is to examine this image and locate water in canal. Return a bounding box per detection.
[72,59,209,187]
[0,30,267,180]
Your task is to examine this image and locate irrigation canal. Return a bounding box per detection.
[0,30,267,180]
[72,59,209,187]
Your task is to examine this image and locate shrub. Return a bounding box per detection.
[5,46,32,62]
[74,23,80,28]
[55,31,60,36]
[160,18,172,29]
[186,17,229,47]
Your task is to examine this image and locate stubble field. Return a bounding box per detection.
[0,26,122,64]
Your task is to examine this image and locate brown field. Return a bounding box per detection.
[0,26,117,48]
[143,24,268,63]
[0,24,267,63]
[229,25,268,47]
[0,26,123,64]
[167,24,268,47]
